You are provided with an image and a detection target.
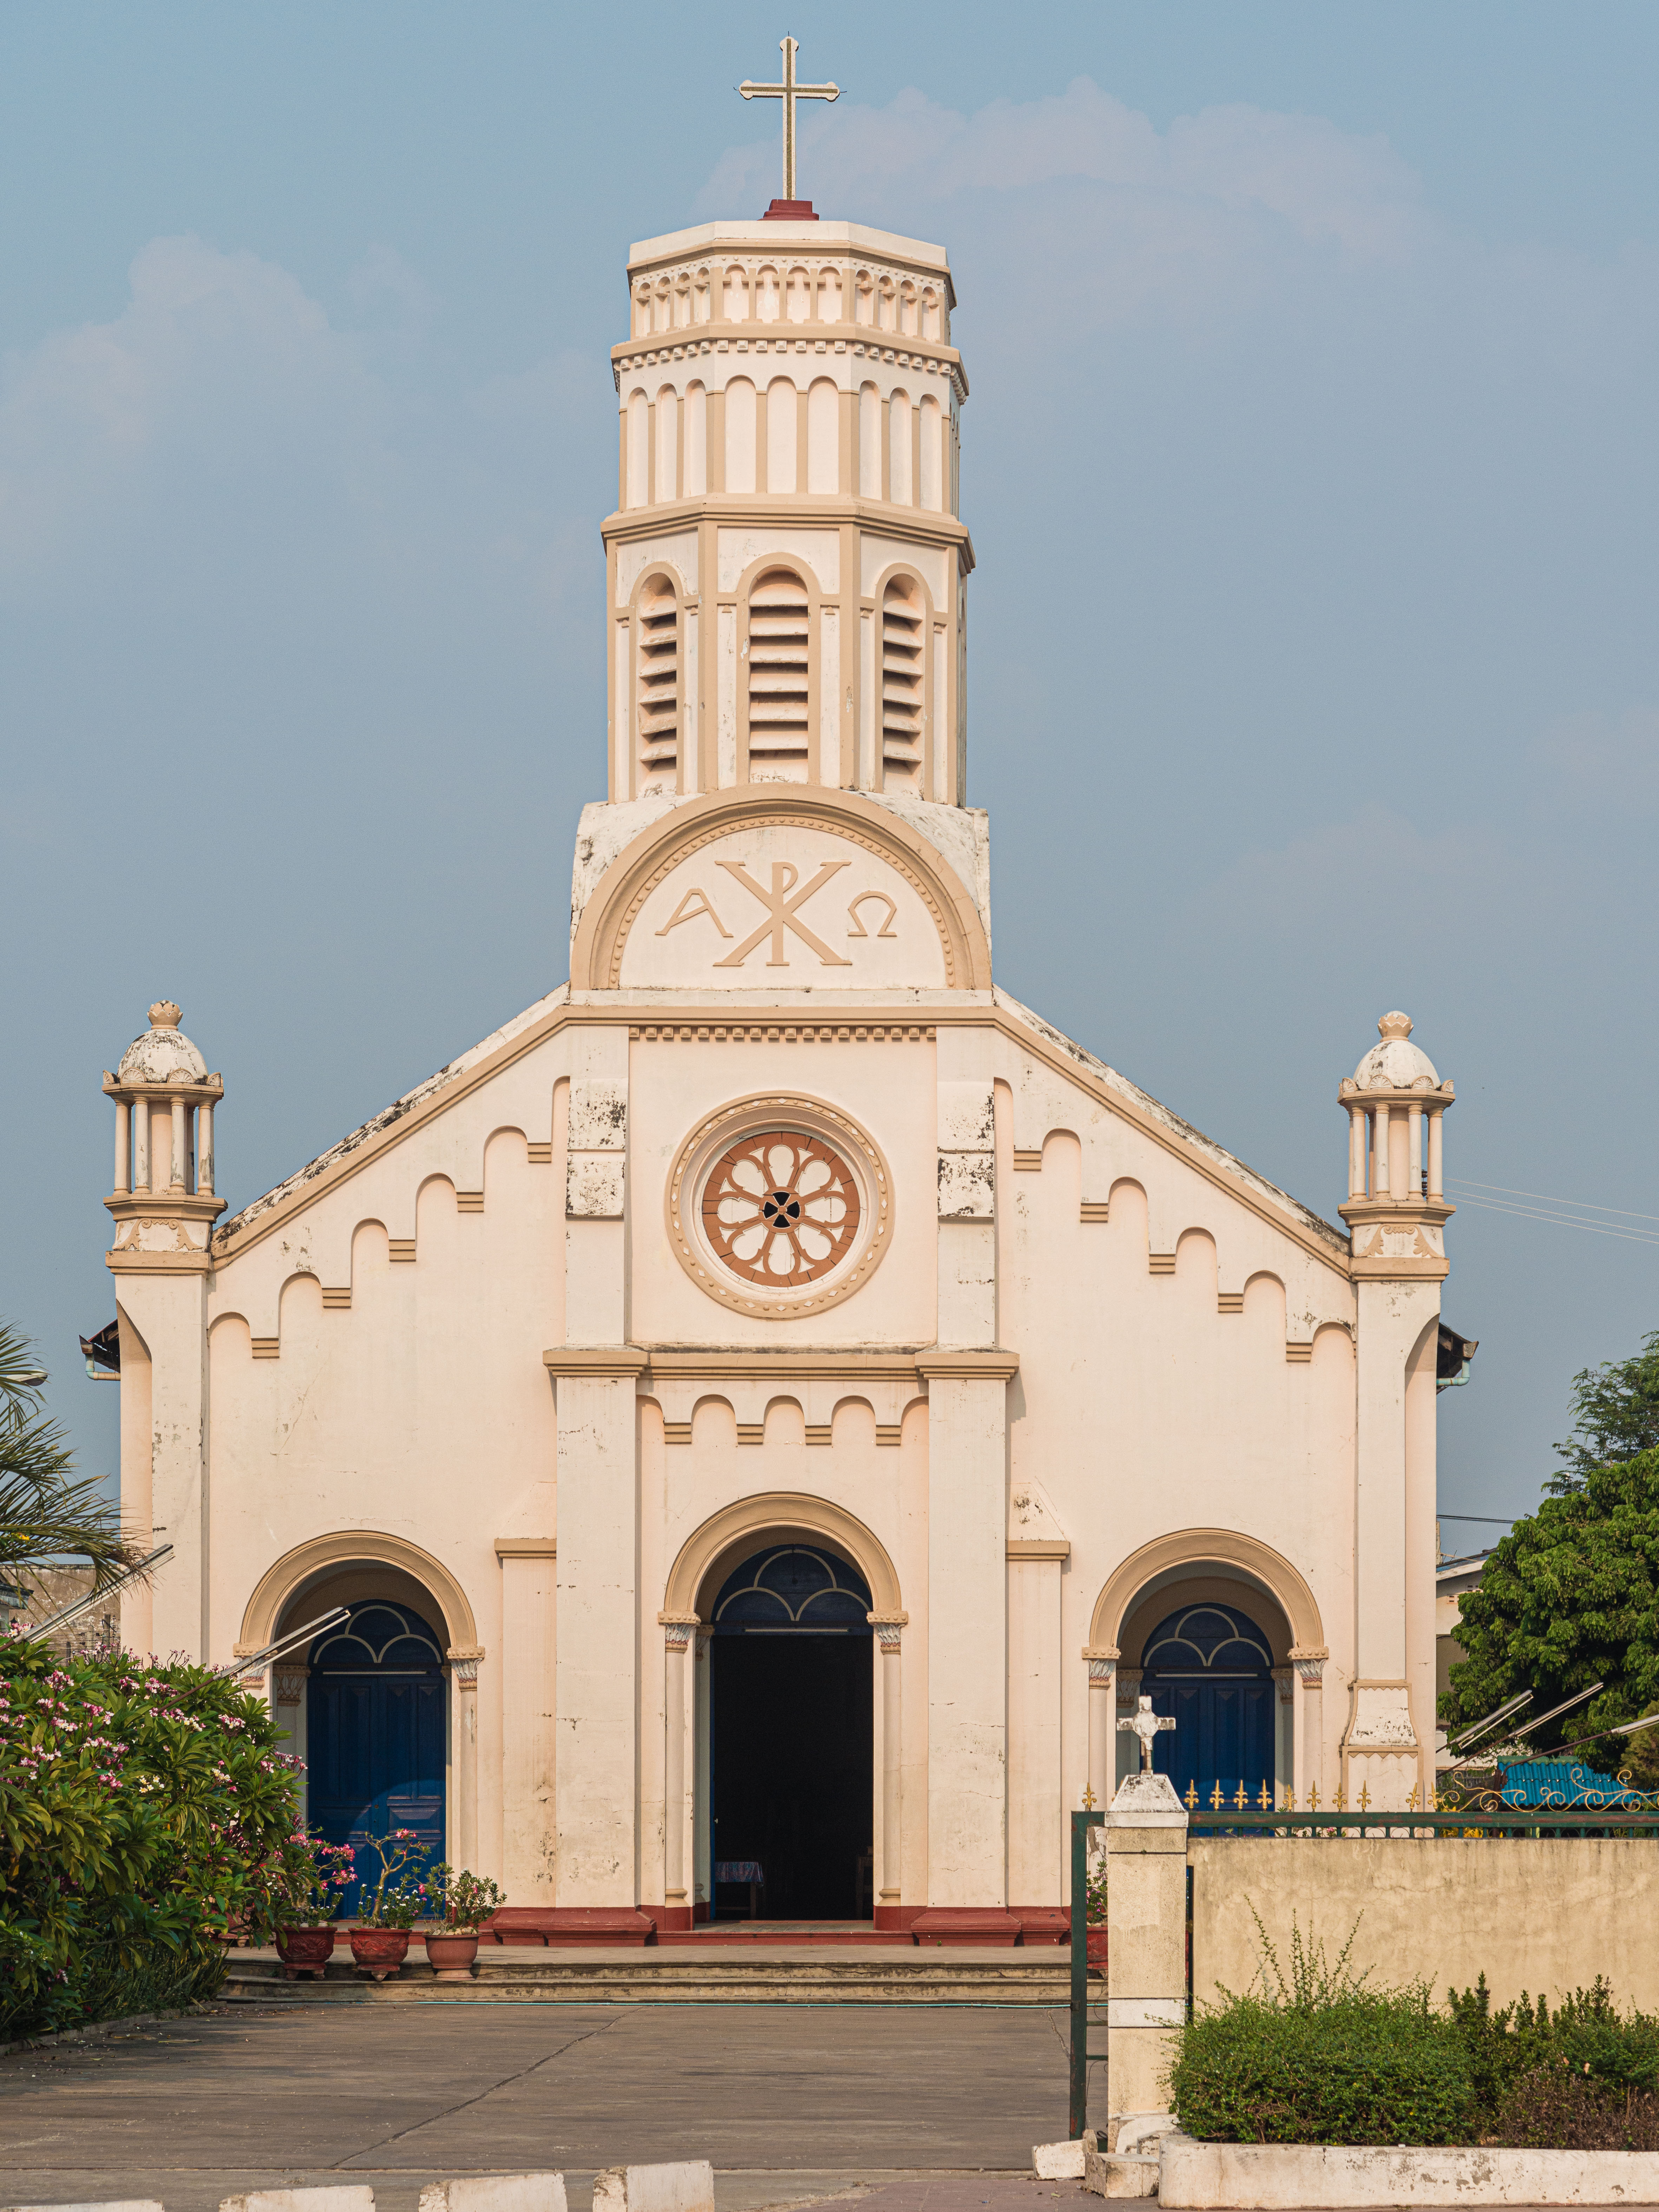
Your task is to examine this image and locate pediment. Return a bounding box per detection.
[571,787,991,993]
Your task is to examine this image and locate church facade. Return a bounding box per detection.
[99,203,1458,1932]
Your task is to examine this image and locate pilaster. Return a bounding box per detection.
[549,1352,647,1905]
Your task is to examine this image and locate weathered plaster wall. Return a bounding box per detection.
[1191,1837,1659,2013]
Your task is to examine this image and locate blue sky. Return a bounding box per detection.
[4,2,1657,1527]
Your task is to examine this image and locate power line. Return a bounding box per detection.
[1452,1177,1659,1226]
[1448,1190,1659,1247]
[1438,1513,1515,1523]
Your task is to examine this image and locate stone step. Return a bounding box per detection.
[223,1946,1069,2007]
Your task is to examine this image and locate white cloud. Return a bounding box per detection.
[0,235,384,579]
[700,77,1430,327]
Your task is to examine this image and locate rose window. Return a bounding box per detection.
[700,1132,862,1286]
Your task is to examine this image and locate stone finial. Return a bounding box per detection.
[148,1000,182,1029]
[1377,1011,1412,1042]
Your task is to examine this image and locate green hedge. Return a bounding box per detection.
[1169,1917,1659,2149]
[1171,1994,1472,2145]
[0,1631,299,2040]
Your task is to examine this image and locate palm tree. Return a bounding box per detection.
[0,1321,142,1596]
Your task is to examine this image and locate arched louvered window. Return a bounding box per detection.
[746,568,811,781]
[880,576,925,790]
[637,576,679,792]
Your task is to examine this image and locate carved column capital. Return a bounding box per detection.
[1290,1645,1328,1685]
[1083,1644,1119,1684]
[447,1643,485,1688]
[1115,1666,1143,1709]
[1271,1665,1296,1704]
[660,1613,699,1654]
[273,1663,309,1707]
[868,1610,908,1655]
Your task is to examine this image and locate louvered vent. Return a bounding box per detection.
[637,578,679,790]
[747,569,811,781]
[880,578,924,788]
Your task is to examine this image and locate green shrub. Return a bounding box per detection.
[1447,1974,1659,2143]
[0,1630,300,2039]
[1172,1915,1659,2151]
[1172,1994,1474,2144]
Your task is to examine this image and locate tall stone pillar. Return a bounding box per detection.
[918,1350,1017,1909]
[448,1648,484,1868]
[1105,1767,1190,2118]
[498,1539,557,1901]
[549,1353,646,1905]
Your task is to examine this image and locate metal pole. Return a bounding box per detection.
[1069,1807,1088,2137]
[29,1543,173,1637]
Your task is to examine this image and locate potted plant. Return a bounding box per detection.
[271,1831,355,1979]
[348,1830,428,1978]
[421,1862,506,1979]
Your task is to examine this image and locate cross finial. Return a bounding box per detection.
[1116,1693,1176,1772]
[739,36,841,206]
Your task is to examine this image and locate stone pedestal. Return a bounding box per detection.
[1105,1769,1189,2115]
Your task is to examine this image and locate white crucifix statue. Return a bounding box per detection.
[1119,1694,1176,1773]
[739,36,840,205]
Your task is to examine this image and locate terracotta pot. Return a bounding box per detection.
[348,1926,410,1980]
[1086,1927,1109,1970]
[276,1926,335,1981]
[425,1931,480,1982]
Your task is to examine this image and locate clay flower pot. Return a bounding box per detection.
[425,1931,480,1982]
[349,1926,410,1980]
[1086,1927,1109,1970]
[276,1926,335,1980]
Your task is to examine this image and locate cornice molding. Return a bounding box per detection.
[207,997,1353,1285]
[542,1347,651,1379]
[914,1349,1020,1381]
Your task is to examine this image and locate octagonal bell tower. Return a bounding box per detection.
[604,209,971,808]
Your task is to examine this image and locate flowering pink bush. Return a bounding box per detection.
[0,1628,300,2036]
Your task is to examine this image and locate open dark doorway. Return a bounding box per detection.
[708,1544,874,1920]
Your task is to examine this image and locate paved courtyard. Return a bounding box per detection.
[0,2001,1082,2212]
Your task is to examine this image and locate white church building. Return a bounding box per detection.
[98,186,1460,1937]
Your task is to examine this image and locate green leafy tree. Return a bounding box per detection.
[1441,1451,1659,1769]
[1550,1330,1659,1495]
[0,1320,140,1595]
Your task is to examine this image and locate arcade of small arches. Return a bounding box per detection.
[620,374,954,515]
[628,258,949,345]
[237,1513,1326,1920]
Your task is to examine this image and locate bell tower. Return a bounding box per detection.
[603,209,971,807]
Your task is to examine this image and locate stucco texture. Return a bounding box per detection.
[1189,1836,1659,2013]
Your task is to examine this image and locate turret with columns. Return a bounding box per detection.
[102,1001,224,1660]
[1336,1011,1452,1807]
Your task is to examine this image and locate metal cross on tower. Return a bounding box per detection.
[739,36,840,205]
[1118,1693,1176,1773]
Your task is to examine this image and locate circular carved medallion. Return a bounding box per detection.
[667,1096,892,1318]
[700,1132,863,1287]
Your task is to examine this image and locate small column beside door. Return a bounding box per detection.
[1291,1646,1327,1802]
[869,1611,908,1914]
[660,1613,700,1925]
[1083,1647,1119,1807]
[447,1646,484,1869]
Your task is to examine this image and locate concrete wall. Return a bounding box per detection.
[1190,1837,1659,2014]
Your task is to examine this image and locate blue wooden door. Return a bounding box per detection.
[1141,1602,1277,1807]
[306,1600,446,1915]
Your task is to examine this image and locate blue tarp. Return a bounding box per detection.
[1498,1760,1648,1808]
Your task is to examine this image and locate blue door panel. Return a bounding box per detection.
[305,1601,447,1916]
[1141,1601,1278,1806]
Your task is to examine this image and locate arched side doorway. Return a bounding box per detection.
[707,1545,873,1921]
[1139,1601,1277,1806]
[243,1534,483,1878]
[306,1599,447,1915]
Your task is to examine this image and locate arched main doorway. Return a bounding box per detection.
[708,1544,873,1920]
[1140,1601,1277,1805]
[306,1598,447,1914]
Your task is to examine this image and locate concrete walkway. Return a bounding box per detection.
[0,2000,1077,2212]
